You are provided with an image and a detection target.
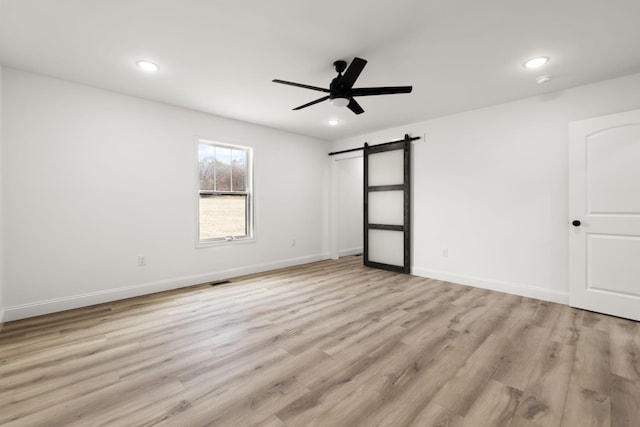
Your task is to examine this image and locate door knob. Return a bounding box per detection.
[572,220,581,227]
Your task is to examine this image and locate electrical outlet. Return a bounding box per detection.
[138,255,147,266]
[291,239,296,247]
[442,248,448,258]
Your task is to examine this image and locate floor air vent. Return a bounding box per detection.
[209,280,231,287]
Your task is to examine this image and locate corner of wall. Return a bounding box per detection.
[0,63,5,326]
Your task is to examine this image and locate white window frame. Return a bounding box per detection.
[196,137,254,246]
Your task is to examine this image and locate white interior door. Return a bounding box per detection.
[569,109,640,321]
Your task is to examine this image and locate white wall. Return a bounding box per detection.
[2,68,330,321]
[337,156,363,257]
[330,72,640,303]
[0,64,4,324]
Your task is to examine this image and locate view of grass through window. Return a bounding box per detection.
[198,142,252,242]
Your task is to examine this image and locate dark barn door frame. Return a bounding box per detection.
[329,134,417,274]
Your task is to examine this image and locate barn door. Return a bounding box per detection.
[364,135,411,273]
[568,109,640,321]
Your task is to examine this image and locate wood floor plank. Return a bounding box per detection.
[571,327,610,395]
[431,334,512,417]
[458,379,523,427]
[408,402,463,427]
[559,381,610,427]
[547,303,583,346]
[1,256,638,426]
[609,317,640,381]
[353,344,472,426]
[513,340,575,427]
[611,374,640,427]
[508,417,545,427]
[492,323,552,391]
[304,383,384,427]
[276,339,410,426]
[530,301,563,330]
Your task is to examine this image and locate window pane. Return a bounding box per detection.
[198,144,216,191]
[199,194,247,240]
[215,147,232,191]
[198,140,252,244]
[232,149,247,191]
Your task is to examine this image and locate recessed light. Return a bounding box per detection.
[136,60,159,72]
[523,57,549,69]
[328,119,340,126]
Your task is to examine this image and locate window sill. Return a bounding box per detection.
[196,237,256,249]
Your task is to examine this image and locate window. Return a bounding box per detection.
[198,139,253,244]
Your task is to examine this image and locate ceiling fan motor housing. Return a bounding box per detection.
[333,60,348,74]
[329,76,348,100]
[272,57,412,115]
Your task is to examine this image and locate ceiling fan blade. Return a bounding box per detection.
[272,79,330,93]
[338,57,367,89]
[350,86,413,96]
[293,95,330,110]
[347,98,364,115]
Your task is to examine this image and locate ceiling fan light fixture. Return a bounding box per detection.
[330,97,350,108]
[523,57,549,69]
[328,119,340,126]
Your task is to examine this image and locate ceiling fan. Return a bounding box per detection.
[272,57,412,115]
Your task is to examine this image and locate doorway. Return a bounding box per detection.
[568,109,640,321]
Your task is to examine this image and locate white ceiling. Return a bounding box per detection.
[2,0,640,141]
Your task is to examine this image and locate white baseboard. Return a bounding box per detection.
[3,253,330,322]
[412,267,569,305]
[339,247,363,257]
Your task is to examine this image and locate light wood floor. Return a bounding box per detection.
[1,256,639,426]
